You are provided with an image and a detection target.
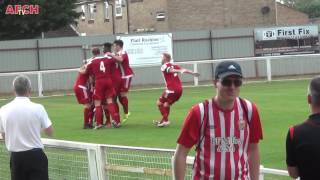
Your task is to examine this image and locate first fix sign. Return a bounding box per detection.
[5,4,40,15]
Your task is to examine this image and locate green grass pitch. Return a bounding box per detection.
[0,79,310,170]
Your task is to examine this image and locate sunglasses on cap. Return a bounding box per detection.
[221,78,242,87]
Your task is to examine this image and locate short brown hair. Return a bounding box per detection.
[92,47,100,56]
[163,53,171,61]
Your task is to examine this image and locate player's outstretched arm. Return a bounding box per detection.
[106,52,124,62]
[181,69,200,77]
[169,68,200,77]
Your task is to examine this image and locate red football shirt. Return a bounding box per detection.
[73,56,96,88]
[74,73,89,88]
[86,56,114,79]
[117,50,133,78]
[161,62,182,91]
[104,53,121,81]
[177,98,263,180]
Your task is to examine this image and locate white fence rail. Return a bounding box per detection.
[0,53,320,97]
[0,138,291,180]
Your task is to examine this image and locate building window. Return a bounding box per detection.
[156,12,166,21]
[88,3,96,21]
[81,5,86,21]
[121,0,126,7]
[115,0,122,17]
[104,1,109,20]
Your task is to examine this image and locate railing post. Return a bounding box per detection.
[171,156,175,180]
[259,165,264,180]
[87,149,99,180]
[37,71,43,97]
[266,57,272,82]
[96,145,107,180]
[193,62,199,86]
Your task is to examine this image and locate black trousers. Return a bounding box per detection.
[10,148,48,180]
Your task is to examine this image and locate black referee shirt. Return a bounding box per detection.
[286,113,320,180]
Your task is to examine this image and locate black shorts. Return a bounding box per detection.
[10,148,48,180]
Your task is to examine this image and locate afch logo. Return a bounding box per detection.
[5,4,40,15]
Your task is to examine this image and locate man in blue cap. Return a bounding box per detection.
[173,61,263,180]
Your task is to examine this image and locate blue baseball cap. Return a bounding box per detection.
[214,61,242,80]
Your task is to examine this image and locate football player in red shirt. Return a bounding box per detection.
[155,53,199,127]
[73,54,98,129]
[103,42,122,128]
[106,40,133,122]
[81,48,121,129]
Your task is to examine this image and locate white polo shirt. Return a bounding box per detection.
[0,97,52,152]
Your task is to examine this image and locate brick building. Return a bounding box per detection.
[75,0,309,35]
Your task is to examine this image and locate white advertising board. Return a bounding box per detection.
[117,33,173,66]
[255,25,318,41]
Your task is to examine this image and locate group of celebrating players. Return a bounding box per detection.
[73,40,132,129]
[73,39,199,129]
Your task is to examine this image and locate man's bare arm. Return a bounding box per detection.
[173,144,191,180]
[248,143,260,180]
[43,125,53,137]
[169,68,200,77]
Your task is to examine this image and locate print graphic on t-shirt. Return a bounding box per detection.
[212,136,243,152]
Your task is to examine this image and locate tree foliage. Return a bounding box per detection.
[0,0,81,40]
[281,0,320,18]
[296,0,320,18]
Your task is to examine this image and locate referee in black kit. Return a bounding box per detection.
[286,75,320,180]
[0,75,53,180]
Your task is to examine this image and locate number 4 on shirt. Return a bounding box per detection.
[100,61,105,73]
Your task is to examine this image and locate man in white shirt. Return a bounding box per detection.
[0,75,53,180]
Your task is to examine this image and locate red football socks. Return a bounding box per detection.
[88,106,94,124]
[158,105,170,121]
[115,101,120,115]
[107,103,120,123]
[164,106,170,121]
[84,107,91,126]
[95,106,103,126]
[119,96,129,114]
[103,107,111,124]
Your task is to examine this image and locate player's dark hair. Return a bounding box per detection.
[114,40,123,48]
[309,76,320,106]
[103,42,112,53]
